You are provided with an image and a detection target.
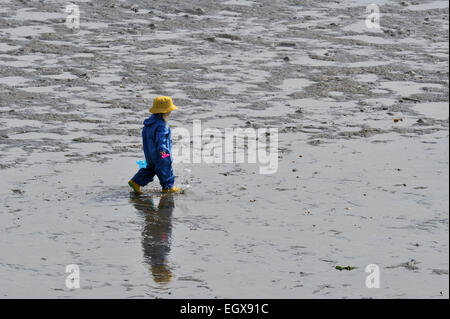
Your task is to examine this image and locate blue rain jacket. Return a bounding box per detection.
[143,114,172,164]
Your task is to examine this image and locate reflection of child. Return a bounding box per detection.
[131,194,175,283]
[128,96,180,194]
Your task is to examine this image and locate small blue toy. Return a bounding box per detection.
[136,160,147,169]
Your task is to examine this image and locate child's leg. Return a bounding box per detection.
[131,164,156,186]
[155,162,175,190]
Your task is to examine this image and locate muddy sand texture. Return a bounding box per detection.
[0,0,449,298]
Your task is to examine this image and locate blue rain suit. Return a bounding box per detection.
[131,114,175,189]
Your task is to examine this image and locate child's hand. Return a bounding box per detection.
[160,152,170,158]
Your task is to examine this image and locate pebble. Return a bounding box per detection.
[195,8,205,15]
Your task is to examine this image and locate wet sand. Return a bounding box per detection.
[0,0,448,298]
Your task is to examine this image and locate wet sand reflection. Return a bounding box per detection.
[131,194,175,284]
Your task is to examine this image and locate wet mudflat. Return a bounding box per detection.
[0,0,448,298]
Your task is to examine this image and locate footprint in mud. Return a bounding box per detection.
[386,259,420,271]
[313,284,334,295]
[432,269,449,275]
[89,187,133,204]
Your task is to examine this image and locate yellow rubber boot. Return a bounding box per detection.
[128,180,142,195]
[162,186,181,193]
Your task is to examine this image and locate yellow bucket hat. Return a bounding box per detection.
[149,96,178,114]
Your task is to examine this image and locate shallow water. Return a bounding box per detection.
[0,0,448,298]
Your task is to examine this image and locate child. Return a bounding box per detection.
[128,96,180,194]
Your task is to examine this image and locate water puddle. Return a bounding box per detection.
[0,54,47,68]
[379,81,443,96]
[408,1,449,11]
[279,78,315,92]
[0,43,20,52]
[412,102,449,120]
[19,85,60,93]
[89,75,123,86]
[41,72,78,80]
[1,25,55,40]
[340,35,395,45]
[355,74,378,83]
[0,76,30,87]
[342,20,384,34]
[12,8,65,21]
[223,0,256,6]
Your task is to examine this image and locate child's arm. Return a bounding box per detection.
[155,125,170,157]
